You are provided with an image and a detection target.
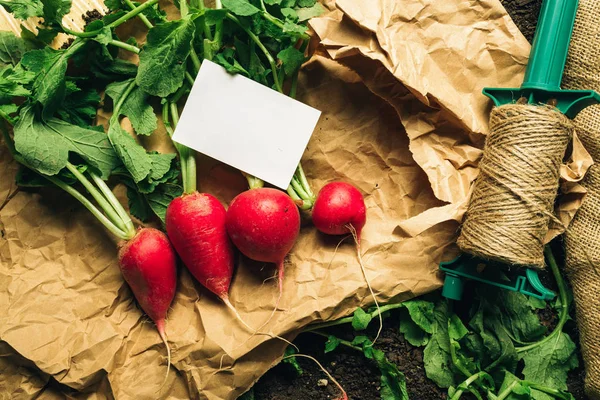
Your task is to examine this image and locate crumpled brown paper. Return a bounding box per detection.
[0,0,591,399]
[310,0,592,240]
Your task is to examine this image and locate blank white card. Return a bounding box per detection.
[172,60,322,189]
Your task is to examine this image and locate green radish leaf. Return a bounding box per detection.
[106,78,157,136]
[324,335,341,353]
[370,348,409,400]
[281,0,296,6]
[144,181,182,222]
[351,307,372,331]
[89,44,137,80]
[136,19,196,97]
[122,165,181,223]
[130,0,167,24]
[277,46,304,75]
[423,301,455,388]
[202,8,228,25]
[104,0,121,10]
[221,0,260,16]
[137,152,178,193]
[20,40,84,119]
[351,335,370,347]
[399,315,429,347]
[20,24,58,47]
[295,2,323,21]
[498,291,547,343]
[496,371,530,399]
[215,51,249,76]
[0,102,18,116]
[282,21,307,37]
[281,8,298,21]
[282,346,303,376]
[403,299,436,334]
[264,0,282,4]
[0,31,31,67]
[354,337,409,400]
[107,121,152,182]
[449,314,468,341]
[0,65,34,101]
[92,26,113,46]
[56,83,100,127]
[0,0,43,20]
[296,0,315,6]
[13,106,119,178]
[520,332,578,400]
[42,0,72,24]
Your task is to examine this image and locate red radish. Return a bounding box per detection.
[226,188,301,301]
[118,227,177,386]
[312,182,366,240]
[312,182,380,344]
[165,192,254,330]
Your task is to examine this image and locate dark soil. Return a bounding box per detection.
[82,9,103,24]
[254,1,589,399]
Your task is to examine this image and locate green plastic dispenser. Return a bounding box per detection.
[441,0,600,301]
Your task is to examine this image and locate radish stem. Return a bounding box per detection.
[66,163,127,232]
[226,13,282,93]
[90,172,136,237]
[109,39,140,54]
[169,102,197,194]
[124,0,153,29]
[516,245,567,353]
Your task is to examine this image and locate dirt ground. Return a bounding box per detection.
[252,1,589,399]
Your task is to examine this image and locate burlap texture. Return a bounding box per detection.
[562,0,600,398]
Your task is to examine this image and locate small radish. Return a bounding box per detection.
[226,188,301,304]
[312,182,366,240]
[165,192,253,330]
[118,227,177,386]
[312,182,380,344]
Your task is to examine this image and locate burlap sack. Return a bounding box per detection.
[562,0,600,398]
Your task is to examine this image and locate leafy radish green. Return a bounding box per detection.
[136,19,197,97]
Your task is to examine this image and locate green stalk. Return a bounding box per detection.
[0,124,130,240]
[290,177,310,201]
[65,163,128,233]
[295,163,314,199]
[304,303,405,332]
[170,102,197,193]
[107,0,161,29]
[245,173,264,189]
[226,13,283,93]
[495,381,519,400]
[89,172,136,238]
[213,0,223,45]
[190,48,202,73]
[48,176,130,239]
[449,371,490,400]
[516,245,568,353]
[109,39,140,54]
[309,331,362,352]
[185,71,195,87]
[61,0,158,39]
[198,0,213,40]
[124,0,153,29]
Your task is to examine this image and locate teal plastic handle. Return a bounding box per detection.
[522,0,578,91]
[483,0,600,118]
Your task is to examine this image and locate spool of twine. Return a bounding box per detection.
[457,103,574,267]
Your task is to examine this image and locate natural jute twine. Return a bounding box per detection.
[562,0,600,397]
[457,103,573,267]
